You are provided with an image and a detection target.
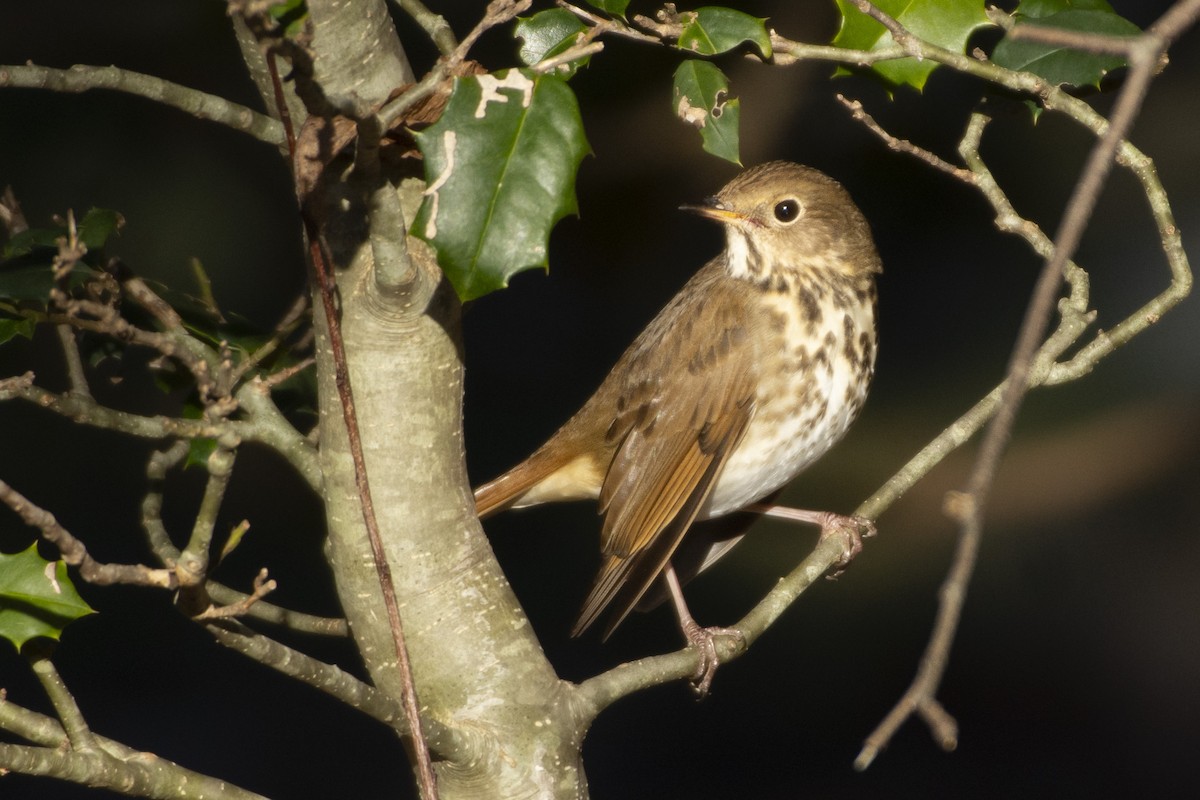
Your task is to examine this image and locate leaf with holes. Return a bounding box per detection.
[0,545,95,651]
[832,0,992,90]
[673,60,741,165]
[413,69,590,301]
[678,7,772,59]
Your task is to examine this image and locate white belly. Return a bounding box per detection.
[700,291,874,517]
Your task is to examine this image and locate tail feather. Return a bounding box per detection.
[473,449,566,520]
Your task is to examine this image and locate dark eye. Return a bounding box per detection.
[774,199,801,223]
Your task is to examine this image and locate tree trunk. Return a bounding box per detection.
[295,1,589,796]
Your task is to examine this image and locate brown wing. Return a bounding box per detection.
[571,268,758,638]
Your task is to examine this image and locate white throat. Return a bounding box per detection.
[724,229,754,280]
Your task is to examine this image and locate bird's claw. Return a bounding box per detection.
[819,513,876,579]
[680,619,745,697]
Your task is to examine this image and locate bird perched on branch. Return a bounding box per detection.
[474,161,881,694]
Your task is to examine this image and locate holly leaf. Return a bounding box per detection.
[0,545,95,651]
[673,60,741,165]
[586,0,630,18]
[413,69,590,301]
[1015,0,1117,17]
[1,206,121,310]
[678,7,772,59]
[0,314,37,345]
[832,0,992,90]
[992,6,1140,88]
[0,260,98,308]
[76,207,125,250]
[515,9,591,77]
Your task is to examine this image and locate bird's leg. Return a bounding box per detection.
[664,564,745,697]
[744,503,877,577]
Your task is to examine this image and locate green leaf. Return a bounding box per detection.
[3,208,123,259]
[413,69,590,301]
[992,9,1140,87]
[219,520,252,562]
[0,206,119,309]
[516,9,590,76]
[672,60,741,165]
[186,438,219,469]
[269,0,308,37]
[77,208,125,250]
[586,0,630,18]
[0,545,95,651]
[3,226,62,259]
[833,0,992,90]
[678,7,772,59]
[0,314,37,344]
[1015,0,1116,18]
[0,260,98,307]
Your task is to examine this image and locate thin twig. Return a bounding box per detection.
[54,325,92,399]
[390,0,458,56]
[532,40,605,75]
[835,94,974,181]
[192,568,278,619]
[1006,23,1140,57]
[0,477,175,588]
[27,647,97,754]
[849,0,1200,768]
[0,63,284,146]
[203,620,473,763]
[449,0,532,69]
[176,439,238,603]
[230,292,310,384]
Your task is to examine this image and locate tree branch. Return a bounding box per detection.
[0,63,284,147]
[26,646,98,754]
[0,684,267,800]
[834,3,1198,766]
[0,742,268,800]
[0,476,174,588]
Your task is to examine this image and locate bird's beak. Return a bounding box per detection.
[680,197,744,223]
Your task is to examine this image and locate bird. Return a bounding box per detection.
[473,161,881,693]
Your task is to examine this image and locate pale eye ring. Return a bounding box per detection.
[774,199,802,223]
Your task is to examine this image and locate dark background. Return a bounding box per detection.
[2,1,1198,798]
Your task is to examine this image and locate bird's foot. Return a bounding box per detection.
[680,618,745,698]
[817,512,876,578]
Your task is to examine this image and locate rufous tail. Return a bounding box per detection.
[473,449,564,519]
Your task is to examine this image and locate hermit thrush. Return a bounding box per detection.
[474,161,881,693]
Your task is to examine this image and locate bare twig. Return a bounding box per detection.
[192,568,277,620]
[230,292,310,384]
[205,581,349,634]
[54,325,92,399]
[176,439,239,600]
[390,0,458,56]
[845,0,1199,768]
[203,620,473,764]
[0,63,284,146]
[835,95,974,181]
[557,1,669,45]
[0,477,174,588]
[532,40,605,75]
[0,740,268,800]
[449,0,532,69]
[1006,22,1141,57]
[26,648,97,754]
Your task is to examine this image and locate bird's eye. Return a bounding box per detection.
[774,199,801,223]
